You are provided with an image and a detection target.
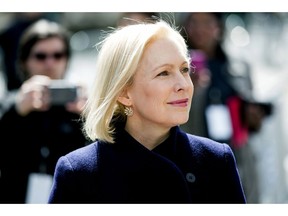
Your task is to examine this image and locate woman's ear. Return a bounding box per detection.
[117,88,132,106]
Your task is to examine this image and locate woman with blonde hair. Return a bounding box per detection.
[48,19,246,203]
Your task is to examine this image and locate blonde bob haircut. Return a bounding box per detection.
[82,20,189,143]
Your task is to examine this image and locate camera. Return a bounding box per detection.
[48,80,78,105]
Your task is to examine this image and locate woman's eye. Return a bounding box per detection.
[157,71,169,76]
[181,67,190,74]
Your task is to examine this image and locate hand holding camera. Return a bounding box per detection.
[49,79,87,115]
[15,75,85,116]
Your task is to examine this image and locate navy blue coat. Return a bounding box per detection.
[48,123,246,204]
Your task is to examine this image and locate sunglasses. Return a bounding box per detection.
[31,51,67,61]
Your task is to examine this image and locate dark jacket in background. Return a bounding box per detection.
[48,123,246,203]
[0,105,87,203]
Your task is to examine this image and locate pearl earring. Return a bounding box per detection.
[124,106,133,116]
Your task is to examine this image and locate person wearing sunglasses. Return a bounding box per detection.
[0,19,88,203]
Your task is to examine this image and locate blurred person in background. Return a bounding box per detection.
[180,12,272,203]
[0,19,88,203]
[48,19,246,203]
[0,13,60,92]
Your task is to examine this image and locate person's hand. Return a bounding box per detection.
[15,75,51,116]
[65,83,88,115]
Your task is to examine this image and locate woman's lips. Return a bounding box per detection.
[167,98,189,107]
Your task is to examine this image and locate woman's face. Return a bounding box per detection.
[25,37,68,79]
[125,36,194,129]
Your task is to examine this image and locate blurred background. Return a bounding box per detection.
[1,12,288,203]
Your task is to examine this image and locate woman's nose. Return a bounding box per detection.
[174,73,193,92]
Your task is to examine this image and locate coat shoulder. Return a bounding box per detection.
[63,142,99,172]
[184,133,234,161]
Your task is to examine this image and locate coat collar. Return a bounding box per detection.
[112,121,197,178]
